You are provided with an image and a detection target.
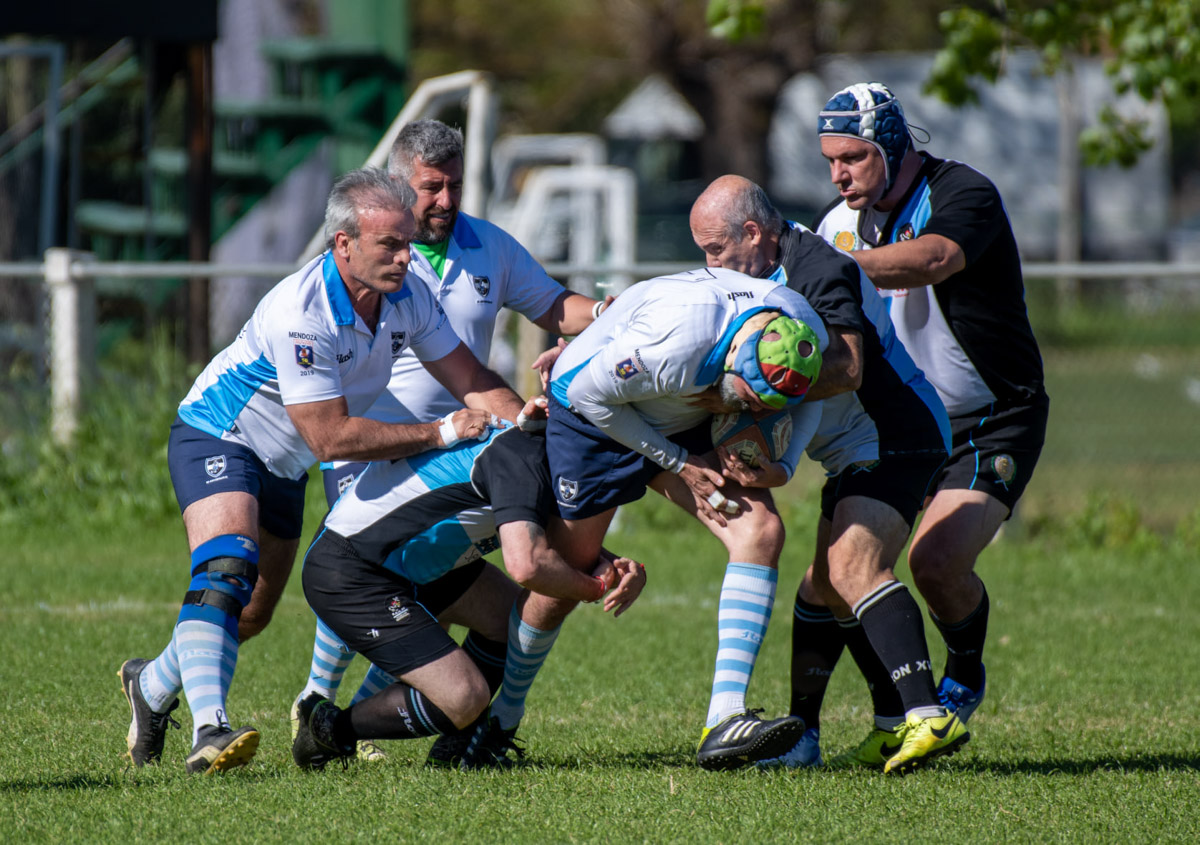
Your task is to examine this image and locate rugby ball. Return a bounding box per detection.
[710,410,793,468]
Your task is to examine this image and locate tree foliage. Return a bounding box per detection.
[924,1,1200,167]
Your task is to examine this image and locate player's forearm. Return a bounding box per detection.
[573,398,687,473]
[852,235,964,289]
[305,416,446,462]
[534,292,598,337]
[459,368,525,422]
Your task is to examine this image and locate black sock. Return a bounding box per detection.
[789,596,844,730]
[839,616,904,719]
[932,585,989,690]
[341,683,458,742]
[462,631,507,697]
[856,581,939,712]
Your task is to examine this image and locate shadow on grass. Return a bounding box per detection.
[469,749,1200,776]
[960,753,1200,776]
[0,765,290,794]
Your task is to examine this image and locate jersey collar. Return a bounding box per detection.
[322,250,412,327]
[451,213,483,249]
[693,306,771,387]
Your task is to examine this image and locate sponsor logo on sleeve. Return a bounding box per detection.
[294,343,314,368]
[615,358,639,380]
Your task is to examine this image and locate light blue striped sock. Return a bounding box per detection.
[141,638,182,713]
[490,603,560,731]
[301,617,356,702]
[176,619,239,743]
[350,663,397,706]
[706,562,778,728]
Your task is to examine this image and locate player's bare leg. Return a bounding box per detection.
[908,488,1007,723]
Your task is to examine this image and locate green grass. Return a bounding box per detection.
[2,490,1199,843]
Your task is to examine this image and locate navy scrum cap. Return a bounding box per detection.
[818,82,911,194]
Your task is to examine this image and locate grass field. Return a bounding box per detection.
[3,485,1200,843]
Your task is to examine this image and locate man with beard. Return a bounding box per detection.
[293,120,609,764]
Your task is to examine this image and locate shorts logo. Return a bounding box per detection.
[391,332,406,356]
[557,477,579,502]
[833,230,858,252]
[471,275,491,297]
[387,597,409,622]
[897,223,916,241]
[336,472,356,497]
[475,536,499,555]
[295,344,314,368]
[991,454,1017,484]
[205,455,227,479]
[615,358,639,380]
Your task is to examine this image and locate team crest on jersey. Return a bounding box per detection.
[833,230,858,252]
[391,331,406,356]
[557,477,579,502]
[387,597,410,622]
[897,223,916,241]
[615,358,639,380]
[991,454,1017,484]
[471,275,491,298]
[294,343,314,368]
[205,455,227,479]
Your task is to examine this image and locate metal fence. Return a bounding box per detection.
[4,251,1200,529]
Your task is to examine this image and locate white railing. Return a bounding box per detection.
[8,249,1200,444]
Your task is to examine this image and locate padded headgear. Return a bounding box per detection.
[728,314,822,409]
[818,82,911,194]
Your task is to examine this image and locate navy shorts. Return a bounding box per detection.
[820,450,947,527]
[321,462,368,508]
[167,417,308,540]
[936,394,1050,513]
[303,529,487,677]
[545,395,713,520]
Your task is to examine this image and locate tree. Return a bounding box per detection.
[710,1,1199,167]
[412,0,948,184]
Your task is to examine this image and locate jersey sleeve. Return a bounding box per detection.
[395,275,463,362]
[783,231,866,334]
[472,429,555,526]
[762,285,830,353]
[919,164,1007,267]
[776,400,823,478]
[267,306,345,406]
[493,229,567,321]
[564,328,693,472]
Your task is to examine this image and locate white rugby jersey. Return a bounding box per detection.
[549,267,828,474]
[366,213,566,425]
[177,251,459,480]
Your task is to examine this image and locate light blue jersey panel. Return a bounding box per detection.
[383,517,475,583]
[178,354,277,437]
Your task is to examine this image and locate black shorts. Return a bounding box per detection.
[820,450,947,527]
[935,393,1050,512]
[302,530,488,678]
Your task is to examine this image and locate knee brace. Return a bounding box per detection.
[178,534,260,635]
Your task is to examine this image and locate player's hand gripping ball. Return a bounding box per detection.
[710,410,793,469]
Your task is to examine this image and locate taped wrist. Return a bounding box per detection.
[437,415,460,449]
